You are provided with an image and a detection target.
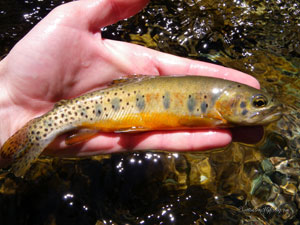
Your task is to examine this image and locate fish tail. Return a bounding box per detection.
[0,118,50,177]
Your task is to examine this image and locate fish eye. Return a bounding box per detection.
[252,95,268,108]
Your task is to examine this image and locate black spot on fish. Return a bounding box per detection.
[201,102,208,113]
[136,94,145,111]
[80,108,87,116]
[163,92,170,109]
[242,109,248,115]
[187,96,196,112]
[238,84,241,88]
[204,95,207,99]
[240,101,246,108]
[111,98,120,111]
[95,104,102,117]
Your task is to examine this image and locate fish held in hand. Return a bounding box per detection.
[0,75,282,177]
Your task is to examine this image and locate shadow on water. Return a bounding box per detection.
[0,0,299,224]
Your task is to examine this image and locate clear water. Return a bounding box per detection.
[0,0,299,224]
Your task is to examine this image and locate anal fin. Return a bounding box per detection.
[114,126,150,133]
[65,129,100,145]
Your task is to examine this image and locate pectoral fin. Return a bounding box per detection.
[178,117,223,128]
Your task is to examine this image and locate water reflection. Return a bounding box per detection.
[0,0,299,224]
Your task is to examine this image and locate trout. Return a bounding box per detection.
[0,75,282,177]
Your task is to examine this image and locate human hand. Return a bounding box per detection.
[0,0,260,159]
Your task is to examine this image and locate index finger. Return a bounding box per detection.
[102,39,260,88]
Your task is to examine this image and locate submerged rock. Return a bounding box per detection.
[0,0,299,224]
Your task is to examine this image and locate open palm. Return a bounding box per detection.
[0,0,260,159]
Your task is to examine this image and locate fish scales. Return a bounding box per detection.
[0,75,282,177]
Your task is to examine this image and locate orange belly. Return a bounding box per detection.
[80,112,228,132]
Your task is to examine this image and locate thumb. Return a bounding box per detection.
[49,0,149,31]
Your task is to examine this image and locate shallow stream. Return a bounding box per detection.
[0,0,299,224]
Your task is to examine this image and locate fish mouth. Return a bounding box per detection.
[257,105,283,124]
[260,111,282,123]
[248,104,283,124]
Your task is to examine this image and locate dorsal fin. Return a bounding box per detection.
[54,99,68,107]
[108,75,155,87]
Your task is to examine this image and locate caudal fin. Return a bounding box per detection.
[0,118,45,177]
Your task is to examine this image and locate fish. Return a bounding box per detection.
[0,75,282,177]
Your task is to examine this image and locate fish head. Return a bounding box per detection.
[216,85,282,126]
